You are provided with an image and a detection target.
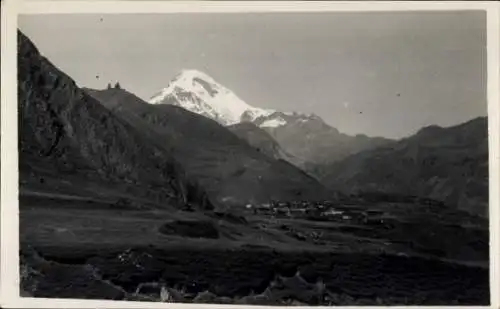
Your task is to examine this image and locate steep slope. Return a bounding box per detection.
[227,122,305,168]
[87,88,332,207]
[319,117,489,216]
[18,31,210,209]
[148,70,392,167]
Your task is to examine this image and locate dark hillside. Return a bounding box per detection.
[87,88,331,207]
[18,30,210,209]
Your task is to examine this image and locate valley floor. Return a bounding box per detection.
[19,184,490,305]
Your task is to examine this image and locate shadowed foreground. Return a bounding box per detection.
[20,191,489,306]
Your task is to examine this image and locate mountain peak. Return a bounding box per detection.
[149,69,216,104]
[148,69,274,125]
[147,69,336,131]
[175,69,215,81]
[166,69,219,90]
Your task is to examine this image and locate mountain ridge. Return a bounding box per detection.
[18,30,212,209]
[227,122,306,168]
[317,116,488,217]
[87,87,333,207]
[147,69,394,166]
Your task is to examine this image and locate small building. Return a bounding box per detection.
[290,208,307,215]
[322,209,344,216]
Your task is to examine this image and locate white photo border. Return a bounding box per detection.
[1,1,499,308]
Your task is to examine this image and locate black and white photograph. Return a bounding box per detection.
[2,1,499,307]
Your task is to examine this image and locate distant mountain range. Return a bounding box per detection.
[148,70,393,167]
[18,30,488,216]
[252,111,393,169]
[146,68,488,216]
[317,117,489,217]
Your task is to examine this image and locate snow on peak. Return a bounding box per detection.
[260,117,287,128]
[148,69,274,125]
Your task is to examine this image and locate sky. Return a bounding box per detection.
[19,11,486,139]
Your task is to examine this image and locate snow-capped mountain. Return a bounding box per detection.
[149,69,274,126]
[148,69,393,168]
[251,111,332,130]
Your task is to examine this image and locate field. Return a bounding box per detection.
[19,178,489,305]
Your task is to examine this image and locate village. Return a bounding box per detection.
[244,200,391,227]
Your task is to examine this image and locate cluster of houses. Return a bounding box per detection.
[244,200,346,219]
[245,200,391,227]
